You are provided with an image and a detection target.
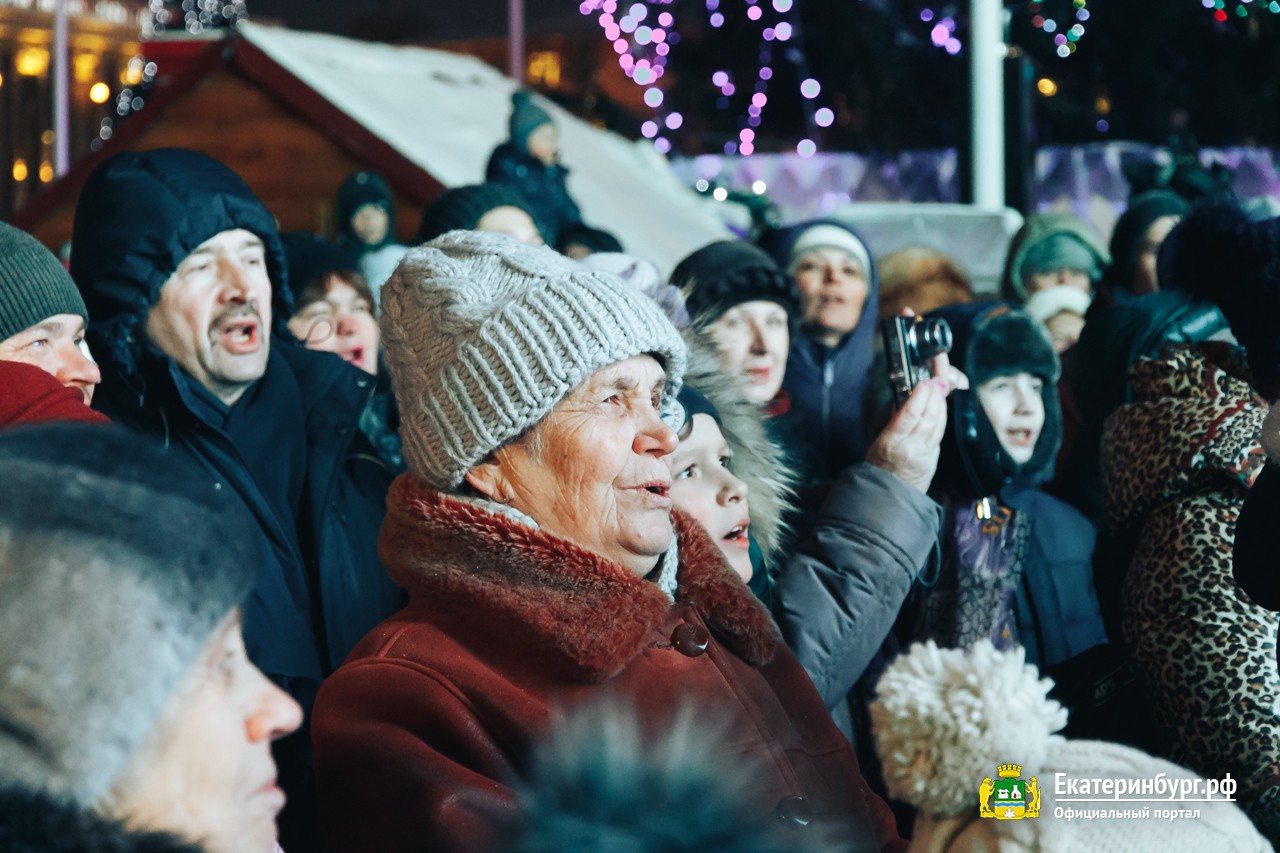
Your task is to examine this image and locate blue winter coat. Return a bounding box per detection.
[771,219,881,481]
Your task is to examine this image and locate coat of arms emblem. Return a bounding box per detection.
[980,763,1041,820]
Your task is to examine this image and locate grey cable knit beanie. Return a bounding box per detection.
[0,222,88,342]
[0,423,258,807]
[380,230,688,491]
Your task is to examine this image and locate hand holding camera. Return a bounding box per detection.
[867,311,968,494]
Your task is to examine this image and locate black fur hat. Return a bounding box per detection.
[929,302,1063,498]
[1163,194,1280,396]
[671,240,800,323]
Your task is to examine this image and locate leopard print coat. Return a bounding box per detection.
[1103,342,1280,842]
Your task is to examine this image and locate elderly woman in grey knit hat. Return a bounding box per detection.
[0,423,301,852]
[311,231,905,852]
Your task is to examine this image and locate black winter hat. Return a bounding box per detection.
[336,171,397,250]
[670,240,799,323]
[929,302,1062,497]
[280,232,362,305]
[1163,195,1280,395]
[509,90,553,152]
[1103,189,1190,296]
[557,223,624,256]
[416,183,546,244]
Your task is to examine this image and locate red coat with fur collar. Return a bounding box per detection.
[312,475,902,852]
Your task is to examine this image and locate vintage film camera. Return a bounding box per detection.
[882,315,953,408]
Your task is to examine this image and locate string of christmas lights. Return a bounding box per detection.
[1200,0,1280,21]
[142,0,249,37]
[579,0,834,159]
[918,1,1090,58]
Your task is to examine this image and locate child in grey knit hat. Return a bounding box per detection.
[0,423,301,853]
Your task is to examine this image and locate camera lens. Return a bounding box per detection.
[915,318,953,359]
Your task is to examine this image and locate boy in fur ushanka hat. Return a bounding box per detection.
[901,302,1107,675]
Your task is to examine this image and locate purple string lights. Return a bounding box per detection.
[580,0,834,159]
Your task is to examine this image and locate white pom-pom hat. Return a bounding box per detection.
[871,641,1270,852]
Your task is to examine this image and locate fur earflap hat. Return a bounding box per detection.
[929,302,1062,495]
[381,230,687,491]
[1162,195,1280,396]
[670,240,800,324]
[872,640,1269,852]
[0,423,257,807]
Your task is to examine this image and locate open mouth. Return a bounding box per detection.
[723,520,750,547]
[341,346,365,366]
[1005,428,1036,447]
[631,480,672,507]
[218,317,260,355]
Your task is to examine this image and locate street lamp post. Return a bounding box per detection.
[53,0,70,178]
[509,0,525,83]
[970,0,1005,209]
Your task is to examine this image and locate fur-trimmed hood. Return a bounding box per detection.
[378,474,779,680]
[679,331,797,565]
[1000,212,1110,303]
[1103,342,1267,530]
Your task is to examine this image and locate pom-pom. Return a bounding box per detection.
[870,640,1068,817]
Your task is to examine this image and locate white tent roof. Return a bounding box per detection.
[239,22,731,273]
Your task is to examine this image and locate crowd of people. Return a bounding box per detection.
[1,88,1279,852]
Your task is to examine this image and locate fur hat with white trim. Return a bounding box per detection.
[871,640,1269,852]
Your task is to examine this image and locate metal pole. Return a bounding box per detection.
[508,0,525,82]
[970,0,1005,208]
[53,0,70,177]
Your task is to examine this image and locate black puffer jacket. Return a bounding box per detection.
[72,148,402,684]
[485,142,582,246]
[70,149,404,848]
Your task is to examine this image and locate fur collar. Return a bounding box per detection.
[379,475,778,681]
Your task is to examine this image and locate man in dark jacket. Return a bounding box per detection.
[69,148,402,848]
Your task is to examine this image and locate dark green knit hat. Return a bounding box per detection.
[509,90,553,152]
[0,222,88,343]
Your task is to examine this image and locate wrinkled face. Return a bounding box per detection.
[351,203,389,246]
[476,205,544,246]
[792,247,868,339]
[287,278,379,375]
[976,372,1046,466]
[104,613,302,853]
[1044,310,1085,354]
[145,229,273,406]
[526,123,560,167]
[668,414,751,581]
[0,313,101,404]
[1131,214,1180,295]
[707,300,789,404]
[468,355,678,577]
[1025,268,1091,297]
